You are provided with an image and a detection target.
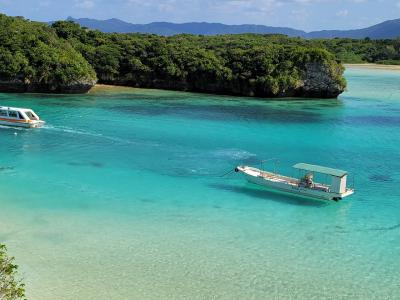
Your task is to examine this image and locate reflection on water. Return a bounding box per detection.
[209,183,328,207]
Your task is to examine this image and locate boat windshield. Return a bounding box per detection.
[25,111,39,120]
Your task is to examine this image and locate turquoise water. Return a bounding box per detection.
[0,67,399,299]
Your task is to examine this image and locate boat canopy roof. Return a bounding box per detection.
[293,163,347,177]
[0,106,32,112]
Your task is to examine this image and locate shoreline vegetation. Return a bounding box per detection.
[0,15,96,94]
[91,65,400,94]
[52,20,348,99]
[0,14,345,98]
[0,244,25,300]
[92,61,400,93]
[0,14,399,98]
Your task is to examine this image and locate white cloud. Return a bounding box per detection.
[336,9,349,17]
[39,1,51,7]
[75,0,95,9]
[127,0,328,14]
[291,8,309,24]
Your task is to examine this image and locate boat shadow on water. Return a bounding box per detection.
[209,183,329,207]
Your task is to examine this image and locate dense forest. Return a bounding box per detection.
[0,14,344,97]
[0,14,96,93]
[51,20,346,98]
[313,38,400,65]
[0,14,399,97]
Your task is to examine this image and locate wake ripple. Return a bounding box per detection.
[42,124,160,147]
[211,149,257,160]
[42,125,104,138]
[0,125,27,131]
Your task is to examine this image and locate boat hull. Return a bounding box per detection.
[246,175,338,201]
[0,119,45,128]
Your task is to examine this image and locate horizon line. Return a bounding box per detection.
[17,13,399,33]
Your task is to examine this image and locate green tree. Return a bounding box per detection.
[0,245,25,300]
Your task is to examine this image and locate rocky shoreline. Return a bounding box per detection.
[0,60,343,98]
[0,79,96,94]
[92,62,344,99]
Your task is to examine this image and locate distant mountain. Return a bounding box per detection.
[307,19,400,39]
[66,17,306,37]
[65,17,400,39]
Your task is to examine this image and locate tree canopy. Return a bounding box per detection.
[0,244,25,300]
[5,15,398,97]
[0,14,96,93]
[51,21,346,97]
[1,14,399,97]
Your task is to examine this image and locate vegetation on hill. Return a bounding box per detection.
[0,14,96,93]
[191,34,400,65]
[318,38,400,65]
[2,14,399,97]
[0,244,25,300]
[51,21,346,98]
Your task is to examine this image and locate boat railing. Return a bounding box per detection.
[259,171,299,185]
[253,167,334,191]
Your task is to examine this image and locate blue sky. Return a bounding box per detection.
[0,0,399,31]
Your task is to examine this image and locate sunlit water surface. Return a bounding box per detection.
[0,67,399,299]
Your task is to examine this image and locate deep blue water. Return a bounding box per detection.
[0,68,399,299]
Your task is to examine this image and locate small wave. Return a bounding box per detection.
[156,166,221,178]
[0,125,27,131]
[211,149,257,160]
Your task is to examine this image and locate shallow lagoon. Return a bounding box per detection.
[0,67,399,299]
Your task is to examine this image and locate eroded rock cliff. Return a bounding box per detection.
[0,78,96,94]
[300,62,346,98]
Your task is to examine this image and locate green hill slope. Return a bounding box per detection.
[0,14,96,93]
[52,21,346,98]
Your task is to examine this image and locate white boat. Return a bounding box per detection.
[0,106,45,128]
[235,163,354,201]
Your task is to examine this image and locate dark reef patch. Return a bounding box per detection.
[336,223,400,234]
[67,161,105,168]
[368,223,400,232]
[369,174,393,182]
[106,102,324,123]
[0,166,14,171]
[342,115,400,127]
